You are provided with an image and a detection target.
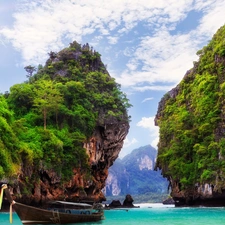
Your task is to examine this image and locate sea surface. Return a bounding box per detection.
[1,203,225,225]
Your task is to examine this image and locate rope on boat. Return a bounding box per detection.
[0,184,7,209]
[9,200,16,224]
[10,202,13,223]
[1,184,15,224]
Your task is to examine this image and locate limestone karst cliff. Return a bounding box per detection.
[155,25,225,206]
[0,41,130,206]
[103,145,168,198]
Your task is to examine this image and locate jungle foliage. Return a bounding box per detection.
[0,41,131,183]
[156,25,225,191]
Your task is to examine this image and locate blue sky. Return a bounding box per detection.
[0,0,225,158]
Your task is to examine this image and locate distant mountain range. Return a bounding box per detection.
[103,145,169,197]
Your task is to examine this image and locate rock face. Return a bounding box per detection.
[4,122,129,206]
[84,122,129,201]
[2,125,129,207]
[155,25,225,206]
[108,200,122,208]
[122,194,134,207]
[106,194,136,208]
[103,145,168,197]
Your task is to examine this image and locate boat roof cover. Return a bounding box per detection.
[50,201,92,207]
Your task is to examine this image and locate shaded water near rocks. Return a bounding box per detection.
[1,203,225,225]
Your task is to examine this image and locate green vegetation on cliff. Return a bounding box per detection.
[156,25,225,191]
[0,42,131,186]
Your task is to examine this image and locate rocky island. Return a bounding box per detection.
[0,41,131,207]
[155,25,225,206]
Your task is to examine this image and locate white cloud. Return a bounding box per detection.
[1,0,225,86]
[133,85,176,92]
[142,97,153,103]
[126,62,138,71]
[137,117,159,149]
[115,0,225,90]
[107,36,119,45]
[116,30,199,88]
[195,1,225,38]
[119,137,138,158]
[122,137,138,148]
[151,137,159,149]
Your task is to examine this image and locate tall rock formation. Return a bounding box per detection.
[83,123,129,201]
[0,41,130,206]
[155,25,225,206]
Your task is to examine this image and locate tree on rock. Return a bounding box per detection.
[33,79,63,130]
[24,65,36,78]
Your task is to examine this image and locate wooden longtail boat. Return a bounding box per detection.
[1,184,104,224]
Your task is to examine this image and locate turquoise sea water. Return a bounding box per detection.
[1,203,225,225]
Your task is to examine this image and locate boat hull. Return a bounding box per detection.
[13,202,104,224]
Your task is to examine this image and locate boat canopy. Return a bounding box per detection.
[49,201,92,208]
